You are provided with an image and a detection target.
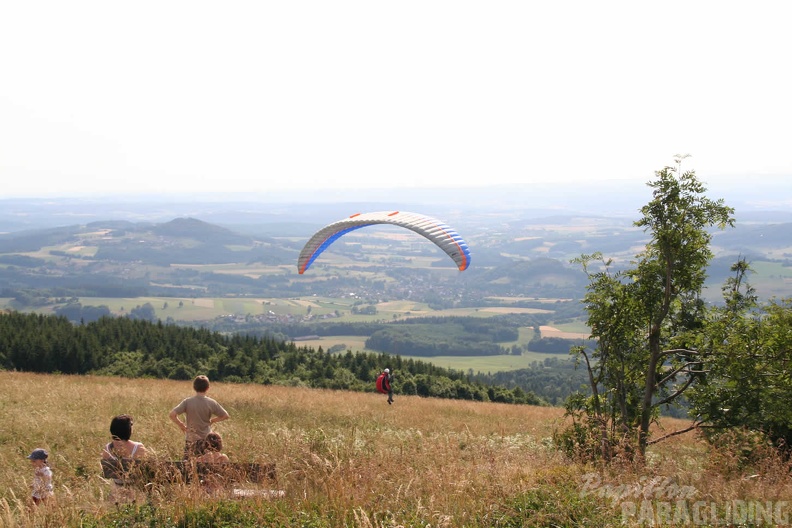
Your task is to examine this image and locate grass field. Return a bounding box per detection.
[397,351,561,373]
[1,371,789,527]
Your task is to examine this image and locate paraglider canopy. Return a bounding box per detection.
[297,211,471,274]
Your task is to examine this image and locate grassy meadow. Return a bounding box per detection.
[1,372,790,527]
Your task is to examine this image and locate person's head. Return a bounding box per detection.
[27,448,48,466]
[384,368,390,374]
[193,375,210,393]
[110,414,134,441]
[203,432,223,452]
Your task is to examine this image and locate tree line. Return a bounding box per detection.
[0,311,543,406]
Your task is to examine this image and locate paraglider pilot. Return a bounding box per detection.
[376,368,394,404]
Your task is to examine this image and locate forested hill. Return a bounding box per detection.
[0,311,541,405]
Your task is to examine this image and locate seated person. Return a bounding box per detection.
[101,415,149,491]
[194,432,230,493]
[102,414,149,461]
[195,432,229,464]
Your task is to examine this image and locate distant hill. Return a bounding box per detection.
[2,176,788,233]
[0,217,301,298]
[91,217,282,265]
[0,205,790,304]
[712,222,792,256]
[0,217,293,265]
[150,217,253,245]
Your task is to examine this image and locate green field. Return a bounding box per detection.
[0,295,564,323]
[398,350,563,374]
[0,296,345,321]
[292,332,566,375]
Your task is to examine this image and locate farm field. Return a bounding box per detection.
[0,296,345,322]
[740,260,792,299]
[294,335,567,374]
[0,296,559,321]
[2,371,788,527]
[295,334,563,372]
[398,350,563,373]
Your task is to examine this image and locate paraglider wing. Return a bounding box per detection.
[297,211,471,274]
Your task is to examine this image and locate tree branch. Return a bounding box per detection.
[658,348,699,359]
[578,348,601,414]
[647,421,702,445]
[657,361,701,387]
[656,375,696,406]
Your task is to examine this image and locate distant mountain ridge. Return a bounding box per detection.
[0,209,790,303]
[0,217,293,270]
[2,177,790,234]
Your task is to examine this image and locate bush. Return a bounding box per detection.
[703,427,788,476]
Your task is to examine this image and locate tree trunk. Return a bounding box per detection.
[639,329,661,458]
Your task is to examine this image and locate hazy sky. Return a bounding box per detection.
[1,1,790,198]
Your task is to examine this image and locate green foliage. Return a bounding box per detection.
[363,315,522,357]
[689,258,792,452]
[564,162,736,461]
[54,302,112,322]
[480,357,589,406]
[366,323,507,357]
[528,336,594,354]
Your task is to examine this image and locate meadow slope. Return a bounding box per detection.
[1,372,789,527]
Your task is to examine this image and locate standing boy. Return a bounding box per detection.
[169,375,230,458]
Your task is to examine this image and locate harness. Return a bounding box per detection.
[376,372,391,394]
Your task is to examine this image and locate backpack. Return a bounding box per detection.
[375,372,390,394]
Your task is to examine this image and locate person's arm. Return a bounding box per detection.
[209,401,230,425]
[210,414,229,425]
[169,408,188,433]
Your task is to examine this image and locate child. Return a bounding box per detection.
[27,448,53,505]
[169,375,230,458]
[195,432,230,464]
[195,432,230,494]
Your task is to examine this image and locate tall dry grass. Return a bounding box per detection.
[0,371,789,527]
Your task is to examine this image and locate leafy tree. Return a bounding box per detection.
[565,160,734,461]
[129,302,156,321]
[689,259,792,453]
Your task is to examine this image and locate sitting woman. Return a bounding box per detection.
[195,432,229,464]
[103,414,149,461]
[101,414,149,496]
